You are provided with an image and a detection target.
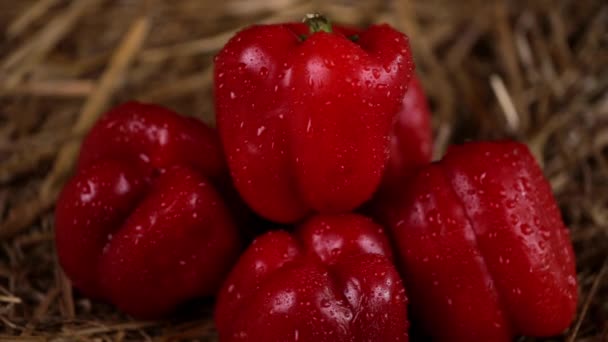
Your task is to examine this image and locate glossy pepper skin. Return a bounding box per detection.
[215,214,409,341]
[381,141,577,341]
[382,75,432,190]
[55,102,241,318]
[214,19,414,223]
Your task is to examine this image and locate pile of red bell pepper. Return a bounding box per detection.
[55,14,577,341]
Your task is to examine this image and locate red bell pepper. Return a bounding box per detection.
[55,102,241,318]
[382,75,433,190]
[214,15,414,223]
[381,141,577,341]
[215,213,409,341]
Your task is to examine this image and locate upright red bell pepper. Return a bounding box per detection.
[381,140,577,341]
[215,213,409,341]
[55,102,241,318]
[214,15,414,223]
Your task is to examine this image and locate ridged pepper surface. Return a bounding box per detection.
[214,16,414,222]
[215,213,409,341]
[381,141,577,341]
[55,102,241,318]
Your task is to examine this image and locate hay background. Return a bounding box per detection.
[0,0,606,341]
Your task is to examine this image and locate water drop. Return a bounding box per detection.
[567,275,576,285]
[257,126,266,136]
[479,172,487,183]
[520,223,533,235]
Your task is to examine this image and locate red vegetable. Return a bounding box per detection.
[55,102,241,318]
[382,75,433,190]
[214,15,414,223]
[381,141,577,341]
[367,75,433,219]
[215,214,409,341]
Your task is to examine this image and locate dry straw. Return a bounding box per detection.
[0,0,606,341]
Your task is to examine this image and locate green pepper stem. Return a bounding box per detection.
[303,13,333,34]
